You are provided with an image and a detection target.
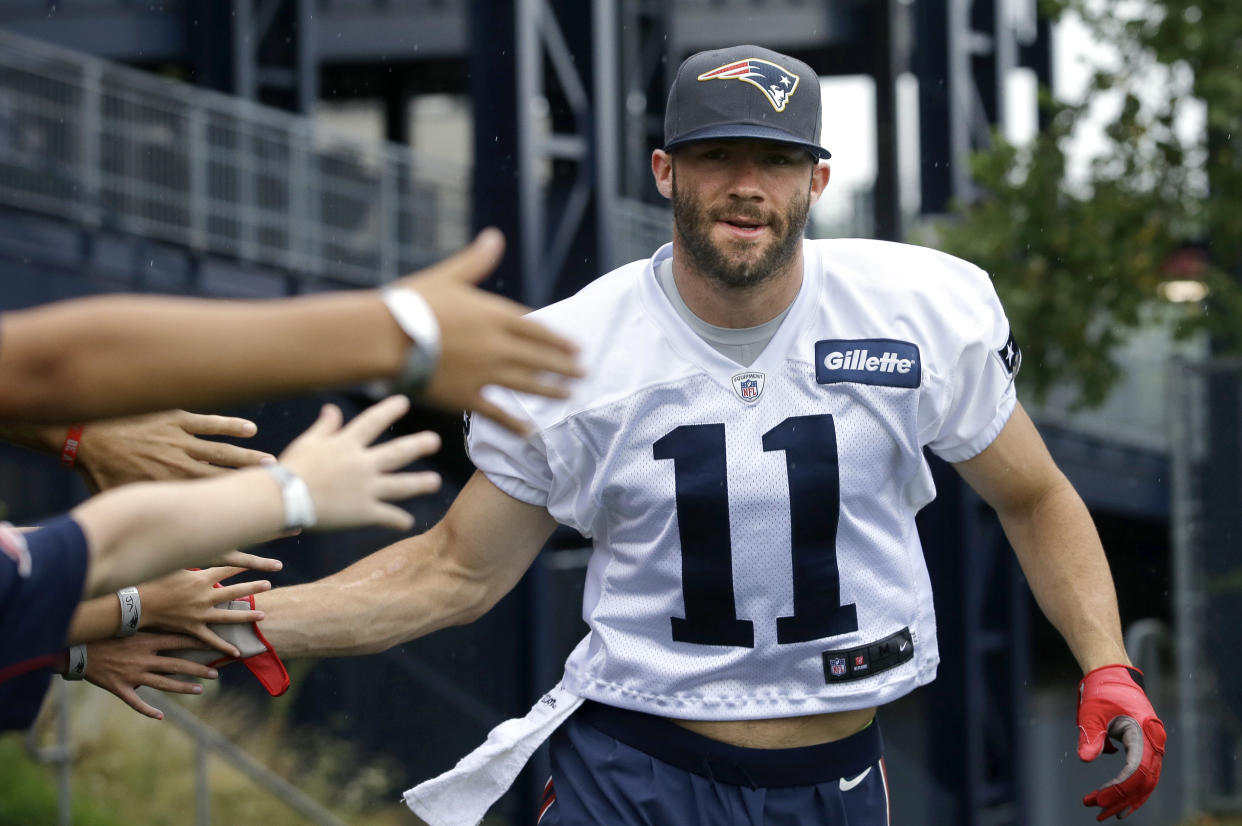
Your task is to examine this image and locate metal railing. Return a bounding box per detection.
[0,26,470,285]
[26,682,351,826]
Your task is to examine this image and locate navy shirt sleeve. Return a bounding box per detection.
[0,514,89,731]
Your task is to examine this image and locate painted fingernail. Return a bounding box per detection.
[155,712,164,720]
[192,685,203,694]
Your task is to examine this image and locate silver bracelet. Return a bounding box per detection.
[65,644,87,680]
[115,586,141,637]
[381,286,441,393]
[263,463,317,531]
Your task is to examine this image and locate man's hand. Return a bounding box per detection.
[395,228,584,436]
[84,633,218,721]
[278,394,444,531]
[76,410,274,491]
[138,566,273,657]
[1078,664,1166,820]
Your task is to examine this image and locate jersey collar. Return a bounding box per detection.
[637,240,821,384]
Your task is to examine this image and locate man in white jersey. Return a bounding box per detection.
[221,44,1164,824]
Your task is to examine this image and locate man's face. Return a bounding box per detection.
[669,139,816,290]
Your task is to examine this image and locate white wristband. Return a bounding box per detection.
[264,463,317,531]
[381,286,441,392]
[115,586,141,637]
[65,644,87,680]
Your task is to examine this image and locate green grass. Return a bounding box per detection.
[1,682,419,826]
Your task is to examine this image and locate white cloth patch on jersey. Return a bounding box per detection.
[404,683,583,826]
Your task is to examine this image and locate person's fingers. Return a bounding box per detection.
[203,566,248,583]
[506,315,583,362]
[177,413,260,439]
[369,503,416,531]
[143,632,203,650]
[193,627,241,659]
[375,472,443,502]
[341,395,411,446]
[174,461,230,479]
[216,550,283,572]
[212,576,270,596]
[185,439,275,468]
[369,431,442,471]
[442,227,506,285]
[150,655,219,680]
[500,336,584,380]
[138,673,205,695]
[115,686,165,720]
[471,398,532,438]
[488,369,573,401]
[206,606,264,628]
[299,404,344,441]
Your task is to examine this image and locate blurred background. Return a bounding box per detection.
[0,1,1237,824]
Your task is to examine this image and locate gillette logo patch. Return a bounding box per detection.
[815,339,921,388]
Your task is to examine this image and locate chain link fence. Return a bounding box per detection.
[0,26,469,285]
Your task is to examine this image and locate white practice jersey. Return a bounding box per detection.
[466,239,1019,720]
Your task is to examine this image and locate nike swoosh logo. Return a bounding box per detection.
[839,766,872,792]
[899,641,909,652]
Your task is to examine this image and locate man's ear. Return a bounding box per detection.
[652,149,674,200]
[809,161,831,207]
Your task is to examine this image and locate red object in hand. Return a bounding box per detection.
[172,592,289,696]
[1077,664,1166,820]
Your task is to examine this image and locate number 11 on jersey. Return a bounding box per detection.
[654,414,859,649]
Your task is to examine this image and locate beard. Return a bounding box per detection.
[671,169,811,290]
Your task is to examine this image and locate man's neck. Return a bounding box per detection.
[669,243,804,329]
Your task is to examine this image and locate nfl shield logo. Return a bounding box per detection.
[730,371,765,403]
[829,657,847,677]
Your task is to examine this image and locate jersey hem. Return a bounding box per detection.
[560,659,939,721]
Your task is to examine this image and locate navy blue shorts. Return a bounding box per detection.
[0,515,89,731]
[539,701,890,825]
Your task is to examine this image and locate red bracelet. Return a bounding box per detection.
[60,424,84,468]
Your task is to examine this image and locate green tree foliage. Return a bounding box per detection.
[932,0,1242,406]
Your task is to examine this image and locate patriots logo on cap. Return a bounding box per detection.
[697,58,801,112]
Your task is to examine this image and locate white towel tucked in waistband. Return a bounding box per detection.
[403,682,583,826]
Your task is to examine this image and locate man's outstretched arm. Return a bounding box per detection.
[254,471,558,659]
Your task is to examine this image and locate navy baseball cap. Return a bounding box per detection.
[664,45,830,160]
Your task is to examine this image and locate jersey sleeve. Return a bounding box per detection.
[923,270,1021,463]
[464,388,554,508]
[465,387,599,536]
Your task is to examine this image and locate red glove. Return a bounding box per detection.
[170,594,290,696]
[1077,664,1166,820]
